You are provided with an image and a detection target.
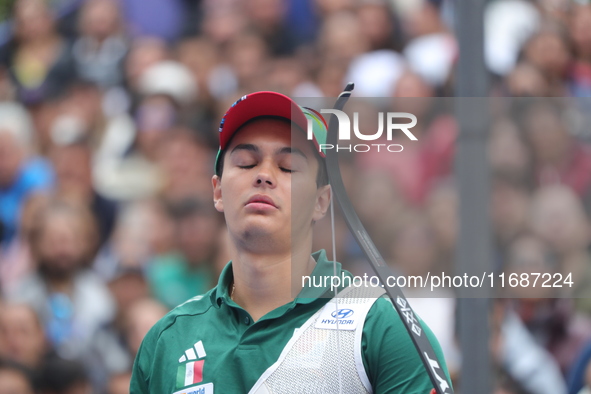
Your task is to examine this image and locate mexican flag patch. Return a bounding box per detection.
[176,359,204,388]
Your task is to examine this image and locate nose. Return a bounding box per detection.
[256,177,273,186]
[254,160,276,188]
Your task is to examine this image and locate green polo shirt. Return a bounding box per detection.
[130,250,450,394]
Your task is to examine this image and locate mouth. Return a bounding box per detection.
[246,194,278,209]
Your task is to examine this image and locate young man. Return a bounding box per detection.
[130,92,449,394]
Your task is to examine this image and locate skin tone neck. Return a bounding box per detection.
[212,118,330,322]
[230,239,317,322]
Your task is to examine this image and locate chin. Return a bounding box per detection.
[236,226,287,250]
[242,216,289,234]
[241,226,275,241]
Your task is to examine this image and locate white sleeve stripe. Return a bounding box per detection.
[194,340,207,358]
[185,348,197,360]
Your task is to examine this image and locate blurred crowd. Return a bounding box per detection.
[0,0,590,393]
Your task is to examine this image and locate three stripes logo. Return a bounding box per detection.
[177,340,207,389]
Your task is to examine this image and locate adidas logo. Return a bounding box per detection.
[177,341,206,389]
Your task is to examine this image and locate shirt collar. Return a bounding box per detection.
[212,261,234,307]
[212,249,343,307]
[297,249,343,302]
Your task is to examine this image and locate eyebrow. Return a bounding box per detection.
[231,143,258,154]
[230,144,308,159]
[277,146,307,159]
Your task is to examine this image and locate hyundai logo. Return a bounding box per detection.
[331,309,354,319]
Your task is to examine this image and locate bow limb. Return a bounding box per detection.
[324,84,454,394]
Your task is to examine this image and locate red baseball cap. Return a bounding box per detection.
[215,91,328,175]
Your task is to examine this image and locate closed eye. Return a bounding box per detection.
[280,167,293,173]
[238,165,256,169]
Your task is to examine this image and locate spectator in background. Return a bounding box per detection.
[569,4,591,97]
[123,37,169,95]
[175,36,225,113]
[509,297,591,376]
[224,31,270,93]
[342,24,406,97]
[0,66,14,101]
[519,100,591,209]
[146,197,220,309]
[0,0,75,105]
[201,0,248,48]
[491,299,568,394]
[496,234,576,393]
[490,172,531,259]
[123,298,167,359]
[568,340,591,394]
[0,303,52,373]
[350,169,405,264]
[505,61,551,96]
[425,180,458,273]
[528,185,591,313]
[156,129,215,204]
[488,117,533,183]
[515,298,591,375]
[356,0,401,52]
[37,358,92,394]
[101,268,150,359]
[0,102,53,247]
[313,0,355,17]
[402,0,456,89]
[282,0,319,46]
[488,117,533,247]
[94,60,197,201]
[264,56,323,97]
[108,371,132,394]
[328,10,404,98]
[104,91,169,196]
[0,359,35,394]
[356,75,456,205]
[319,10,369,66]
[50,138,118,248]
[88,268,145,392]
[119,0,186,42]
[94,199,176,280]
[7,200,115,375]
[0,302,98,391]
[314,57,348,96]
[521,25,572,97]
[386,210,460,378]
[72,0,128,88]
[136,60,197,113]
[51,79,106,150]
[503,233,559,300]
[0,192,49,296]
[484,0,540,79]
[245,0,297,56]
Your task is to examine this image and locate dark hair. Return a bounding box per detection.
[37,358,89,392]
[217,116,329,187]
[0,358,36,391]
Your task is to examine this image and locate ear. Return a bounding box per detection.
[212,175,224,213]
[312,185,331,222]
